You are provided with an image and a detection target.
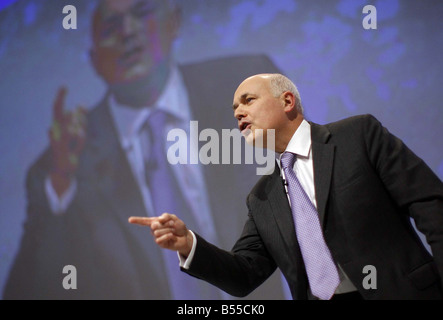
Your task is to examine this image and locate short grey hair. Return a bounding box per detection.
[268,74,303,114]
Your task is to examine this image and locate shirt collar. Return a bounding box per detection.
[109,66,191,145]
[277,119,312,165]
[285,119,311,158]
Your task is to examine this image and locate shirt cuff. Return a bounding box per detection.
[177,230,197,269]
[45,175,77,215]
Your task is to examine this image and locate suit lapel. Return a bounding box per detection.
[265,163,309,299]
[265,165,298,250]
[310,122,335,228]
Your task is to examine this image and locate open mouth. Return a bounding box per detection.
[120,46,145,67]
[239,121,252,132]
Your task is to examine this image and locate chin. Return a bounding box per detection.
[241,128,254,146]
[252,131,268,149]
[244,135,255,146]
[123,64,151,82]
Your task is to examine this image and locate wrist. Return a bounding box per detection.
[50,170,73,197]
[179,230,194,258]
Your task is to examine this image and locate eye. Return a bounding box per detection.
[246,97,255,104]
[101,16,122,37]
[132,2,157,18]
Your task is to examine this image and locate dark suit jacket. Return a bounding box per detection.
[184,114,443,300]
[3,55,286,299]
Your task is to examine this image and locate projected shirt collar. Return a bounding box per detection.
[109,65,192,146]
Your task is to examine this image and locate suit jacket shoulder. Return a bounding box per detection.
[180,54,277,80]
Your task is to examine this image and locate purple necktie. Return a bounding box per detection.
[280,152,340,300]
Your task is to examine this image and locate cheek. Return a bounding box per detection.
[256,110,279,130]
[143,18,171,63]
[146,20,161,61]
[94,47,121,83]
[265,106,286,130]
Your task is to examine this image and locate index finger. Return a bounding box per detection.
[53,86,67,122]
[128,216,156,226]
[157,213,178,224]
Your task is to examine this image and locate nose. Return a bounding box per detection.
[234,104,247,121]
[122,13,138,36]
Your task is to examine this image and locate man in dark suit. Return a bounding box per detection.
[130,73,443,300]
[3,0,285,299]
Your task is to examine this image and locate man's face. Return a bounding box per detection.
[233,75,286,148]
[91,0,178,84]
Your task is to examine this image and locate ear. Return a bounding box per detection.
[168,6,182,40]
[282,91,296,113]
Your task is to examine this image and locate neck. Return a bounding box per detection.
[110,61,171,108]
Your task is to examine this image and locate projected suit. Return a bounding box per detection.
[3,54,285,299]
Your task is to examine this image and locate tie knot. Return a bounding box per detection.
[143,109,178,142]
[280,152,296,169]
[146,109,168,130]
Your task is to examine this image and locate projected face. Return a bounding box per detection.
[91,0,178,85]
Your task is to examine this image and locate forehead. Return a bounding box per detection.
[233,76,271,101]
[100,0,166,15]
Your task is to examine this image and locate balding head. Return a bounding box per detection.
[232,74,304,152]
[235,74,303,113]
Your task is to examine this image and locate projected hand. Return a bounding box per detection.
[49,87,87,198]
[128,213,194,258]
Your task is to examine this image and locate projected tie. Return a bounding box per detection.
[142,109,215,299]
[143,110,195,226]
[280,152,339,300]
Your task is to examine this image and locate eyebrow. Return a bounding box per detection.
[232,93,250,110]
[132,0,157,14]
[103,13,121,25]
